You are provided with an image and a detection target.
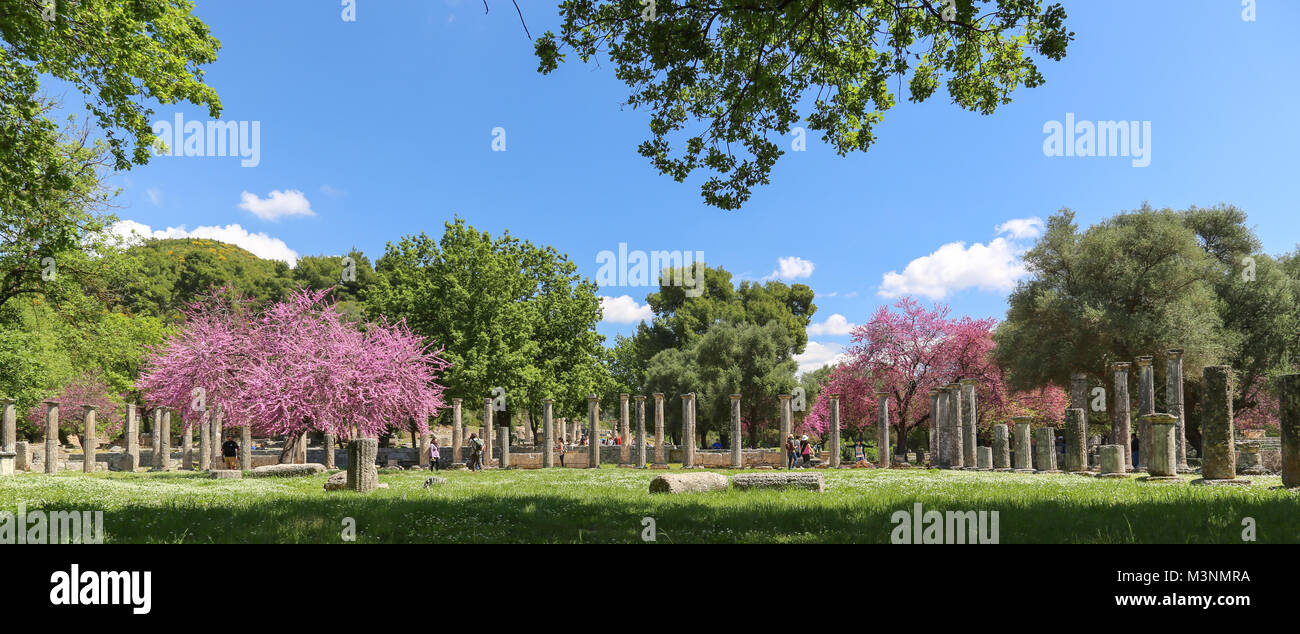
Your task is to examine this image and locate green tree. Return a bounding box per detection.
[534,0,1071,208]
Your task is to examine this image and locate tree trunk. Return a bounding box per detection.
[894,421,908,458]
[278,434,300,464]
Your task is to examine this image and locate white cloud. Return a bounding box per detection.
[146,187,162,206]
[995,217,1045,240]
[807,313,857,336]
[795,341,847,375]
[238,189,315,221]
[878,236,1027,300]
[109,219,300,267]
[599,295,653,324]
[765,256,815,280]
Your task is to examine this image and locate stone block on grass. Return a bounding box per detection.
[731,472,824,492]
[648,472,728,494]
[248,463,326,478]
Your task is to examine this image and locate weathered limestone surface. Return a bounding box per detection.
[82,406,97,474]
[1167,349,1189,470]
[240,425,252,471]
[1034,427,1058,472]
[249,463,327,477]
[482,399,494,468]
[322,432,336,469]
[828,394,842,468]
[15,441,29,471]
[346,438,379,492]
[976,446,992,470]
[947,384,964,469]
[1278,374,1300,488]
[1144,414,1178,479]
[992,424,1010,470]
[779,394,793,465]
[652,393,667,468]
[681,393,695,468]
[151,408,163,469]
[451,398,463,463]
[198,418,210,471]
[1070,372,1088,411]
[634,395,647,468]
[876,392,890,469]
[182,417,194,470]
[209,469,242,479]
[44,401,59,474]
[498,420,511,469]
[2,398,15,454]
[159,408,172,471]
[123,404,139,472]
[588,395,601,468]
[0,451,14,476]
[1136,356,1155,469]
[648,471,728,494]
[1013,418,1033,471]
[543,399,555,468]
[1097,445,1126,478]
[1064,408,1088,473]
[961,379,978,468]
[1200,366,1238,481]
[1112,362,1132,469]
[730,394,743,469]
[619,393,631,466]
[929,390,941,467]
[732,472,825,492]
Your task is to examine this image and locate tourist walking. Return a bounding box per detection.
[557,439,566,467]
[221,435,240,469]
[799,435,812,468]
[854,440,869,468]
[468,433,484,471]
[428,437,441,471]
[784,434,798,469]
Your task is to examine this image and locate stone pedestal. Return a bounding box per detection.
[961,379,978,469]
[1013,418,1033,472]
[1097,444,1126,478]
[1143,414,1179,480]
[44,401,59,474]
[730,394,743,469]
[1278,374,1300,488]
[1111,362,1133,469]
[634,396,647,468]
[652,394,667,468]
[587,395,601,469]
[1034,427,1059,473]
[0,451,14,476]
[828,394,842,468]
[976,446,992,470]
[992,424,1010,470]
[1064,408,1088,474]
[14,441,29,471]
[346,438,378,492]
[1237,445,1268,476]
[82,405,97,474]
[876,392,891,469]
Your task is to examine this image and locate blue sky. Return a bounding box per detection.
[99,0,1300,373]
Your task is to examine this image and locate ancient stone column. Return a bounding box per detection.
[482,398,494,468]
[961,379,978,468]
[587,394,601,468]
[652,394,667,468]
[123,404,139,472]
[976,446,992,470]
[451,398,463,463]
[240,424,252,471]
[992,423,1010,470]
[1034,427,1059,472]
[1166,349,1189,471]
[619,393,631,467]
[1281,374,1300,488]
[729,394,743,469]
[2,398,15,454]
[1097,445,1126,478]
[778,394,793,458]
[323,432,336,469]
[82,405,97,473]
[1144,413,1178,479]
[419,428,430,468]
[633,395,647,468]
[681,393,696,468]
[1012,417,1033,471]
[826,394,841,468]
[557,416,566,447]
[1198,366,1242,483]
[151,408,163,469]
[498,416,511,469]
[346,438,378,492]
[947,384,965,469]
[210,406,223,470]
[541,399,554,468]
[44,400,60,474]
[199,417,210,471]
[1070,372,1088,411]
[1135,356,1155,469]
[934,388,948,467]
[182,418,194,470]
[929,389,940,467]
[876,392,890,468]
[159,408,173,471]
[1111,362,1132,469]
[1064,408,1088,474]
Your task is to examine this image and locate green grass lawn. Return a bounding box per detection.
[2,466,1297,543]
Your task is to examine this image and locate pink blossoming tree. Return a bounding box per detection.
[25,370,125,447]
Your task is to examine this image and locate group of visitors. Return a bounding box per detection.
[784,434,814,469]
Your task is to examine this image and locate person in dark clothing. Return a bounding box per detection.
[221,436,240,469]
